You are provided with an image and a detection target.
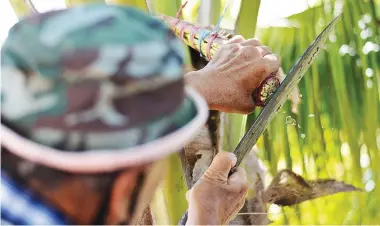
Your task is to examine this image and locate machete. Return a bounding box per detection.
[179,14,341,225]
[233,14,341,167]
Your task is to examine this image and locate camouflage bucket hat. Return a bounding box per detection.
[0,5,208,173]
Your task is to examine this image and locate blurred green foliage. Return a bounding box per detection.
[255,0,380,224]
[7,0,380,224]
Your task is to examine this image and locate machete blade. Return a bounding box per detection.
[233,14,342,166]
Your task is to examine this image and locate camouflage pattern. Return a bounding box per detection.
[1,4,198,151]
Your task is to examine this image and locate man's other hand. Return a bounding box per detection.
[186,152,248,225]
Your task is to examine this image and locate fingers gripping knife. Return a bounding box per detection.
[176,15,341,225]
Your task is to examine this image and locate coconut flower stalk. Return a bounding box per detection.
[157,14,232,61]
[157,14,280,106]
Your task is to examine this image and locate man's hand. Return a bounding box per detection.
[185,35,281,114]
[186,152,248,225]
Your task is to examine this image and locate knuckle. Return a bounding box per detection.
[244,45,257,51]
[243,45,257,54]
[248,38,262,45]
[246,46,261,58]
[203,168,226,183]
[240,46,258,59]
[272,53,281,63]
[234,35,245,41]
[262,46,272,54]
[252,38,262,43]
[229,43,240,51]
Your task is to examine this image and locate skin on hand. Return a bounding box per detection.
[185,35,281,114]
[186,152,248,225]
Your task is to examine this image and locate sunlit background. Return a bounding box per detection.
[0,0,311,42]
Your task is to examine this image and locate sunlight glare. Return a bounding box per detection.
[365,180,375,192]
[257,0,308,27]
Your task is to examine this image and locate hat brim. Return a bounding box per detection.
[0,87,209,173]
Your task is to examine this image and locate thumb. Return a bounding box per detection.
[203,152,237,182]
